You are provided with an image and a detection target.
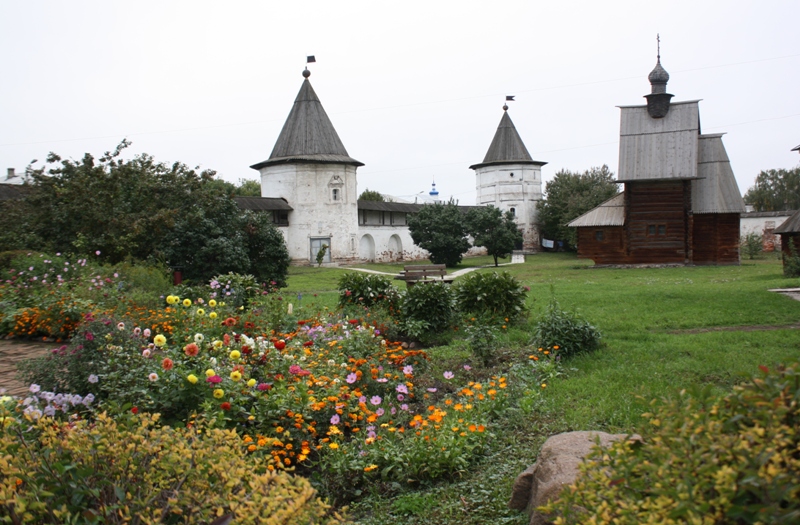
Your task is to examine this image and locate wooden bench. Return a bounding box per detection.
[394,264,455,287]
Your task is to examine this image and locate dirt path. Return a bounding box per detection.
[665,323,800,335]
[0,340,54,397]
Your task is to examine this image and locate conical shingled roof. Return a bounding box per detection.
[469,110,545,170]
[251,76,363,170]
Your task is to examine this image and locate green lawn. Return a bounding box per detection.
[285,253,800,524]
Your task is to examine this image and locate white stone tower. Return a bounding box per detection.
[251,69,363,264]
[470,104,546,251]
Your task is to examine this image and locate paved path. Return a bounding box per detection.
[0,339,53,397]
[348,262,515,278]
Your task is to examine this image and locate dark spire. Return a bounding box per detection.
[645,34,673,118]
[251,70,362,170]
[469,107,546,170]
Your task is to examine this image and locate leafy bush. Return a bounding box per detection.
[337,272,400,310]
[211,272,261,308]
[784,238,800,278]
[0,411,345,524]
[400,283,454,341]
[542,364,800,524]
[531,299,601,359]
[740,232,763,260]
[463,321,499,366]
[453,271,528,321]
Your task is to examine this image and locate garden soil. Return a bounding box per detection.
[0,340,52,397]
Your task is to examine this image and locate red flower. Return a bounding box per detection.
[220,402,231,411]
[257,382,272,391]
[241,345,252,355]
[206,375,222,384]
[274,340,286,350]
[223,334,230,346]
[223,317,237,327]
[162,358,174,371]
[348,319,359,325]
[297,320,306,326]
[131,406,139,414]
[183,343,199,357]
[303,341,314,347]
[244,322,255,330]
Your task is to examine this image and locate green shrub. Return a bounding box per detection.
[337,272,400,310]
[453,271,528,322]
[211,272,261,308]
[400,282,454,342]
[463,321,499,366]
[542,364,800,524]
[740,232,763,260]
[784,238,800,278]
[531,299,601,359]
[0,411,345,524]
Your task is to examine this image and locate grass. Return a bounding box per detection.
[283,253,800,525]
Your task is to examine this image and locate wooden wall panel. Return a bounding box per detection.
[625,181,689,264]
[693,214,741,265]
[576,227,626,265]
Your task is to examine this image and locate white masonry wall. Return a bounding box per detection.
[259,162,360,264]
[475,162,543,251]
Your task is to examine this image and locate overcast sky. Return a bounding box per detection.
[1,1,798,204]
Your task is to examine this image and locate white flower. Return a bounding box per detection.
[29,384,41,394]
[148,373,159,382]
[194,333,204,343]
[142,349,151,358]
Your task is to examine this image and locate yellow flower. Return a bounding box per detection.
[208,299,217,307]
[213,340,223,349]
[153,334,167,347]
[205,369,216,377]
[209,312,217,319]
[196,308,205,316]
[364,464,378,472]
[229,350,241,360]
[230,371,242,382]
[182,298,192,307]
[247,378,257,387]
[166,295,178,304]
[329,442,339,449]
[213,389,225,399]
[187,374,198,384]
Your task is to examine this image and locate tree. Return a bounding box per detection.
[358,188,385,202]
[236,178,262,197]
[744,167,800,212]
[537,165,619,250]
[407,199,470,267]
[466,206,522,266]
[0,140,290,285]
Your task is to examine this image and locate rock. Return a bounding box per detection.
[508,431,641,525]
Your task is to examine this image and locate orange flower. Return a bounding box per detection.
[162,358,174,371]
[184,343,199,357]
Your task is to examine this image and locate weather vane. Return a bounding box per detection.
[657,34,661,59]
[304,55,316,78]
[504,95,515,111]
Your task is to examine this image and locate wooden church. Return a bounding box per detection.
[568,53,745,265]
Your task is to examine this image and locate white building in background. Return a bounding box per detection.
[470,103,545,252]
[241,69,539,265]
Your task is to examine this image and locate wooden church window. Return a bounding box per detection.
[595,230,604,241]
[647,224,666,236]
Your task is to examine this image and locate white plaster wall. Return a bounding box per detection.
[475,163,543,251]
[740,213,793,251]
[260,163,360,264]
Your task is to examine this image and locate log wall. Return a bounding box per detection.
[625,181,690,264]
[576,226,626,264]
[692,213,741,265]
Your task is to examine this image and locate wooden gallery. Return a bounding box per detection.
[569,55,745,265]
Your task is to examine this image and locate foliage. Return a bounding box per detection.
[0,141,290,286]
[743,166,800,211]
[407,199,471,267]
[316,244,329,267]
[465,206,522,266]
[463,321,499,367]
[236,178,263,196]
[337,272,400,310]
[784,238,800,278]
[537,165,619,249]
[453,271,528,322]
[740,232,763,260]
[400,282,454,340]
[210,272,262,308]
[0,411,345,524]
[358,188,385,202]
[542,364,800,525]
[531,298,601,359]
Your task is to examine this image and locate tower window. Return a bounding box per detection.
[510,172,514,177]
[332,188,340,201]
[509,207,516,216]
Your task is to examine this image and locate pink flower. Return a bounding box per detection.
[443,371,454,379]
[463,364,472,371]
[403,365,413,375]
[330,414,340,425]
[396,384,408,394]
[206,375,222,384]
[257,383,272,391]
[346,373,358,384]
[289,364,302,375]
[370,396,382,405]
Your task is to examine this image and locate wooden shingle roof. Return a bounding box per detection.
[774,209,800,234]
[234,196,293,211]
[469,110,546,170]
[567,193,625,227]
[691,134,745,214]
[251,76,362,170]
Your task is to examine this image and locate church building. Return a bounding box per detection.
[568,54,745,265]
[242,68,543,265]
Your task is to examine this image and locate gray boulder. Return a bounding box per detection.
[508,431,641,525]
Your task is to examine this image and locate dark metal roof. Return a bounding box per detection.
[741,210,797,219]
[251,77,363,170]
[774,209,800,234]
[469,111,546,170]
[357,200,483,214]
[792,144,800,152]
[234,196,293,211]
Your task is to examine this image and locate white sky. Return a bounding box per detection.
[1,1,798,204]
